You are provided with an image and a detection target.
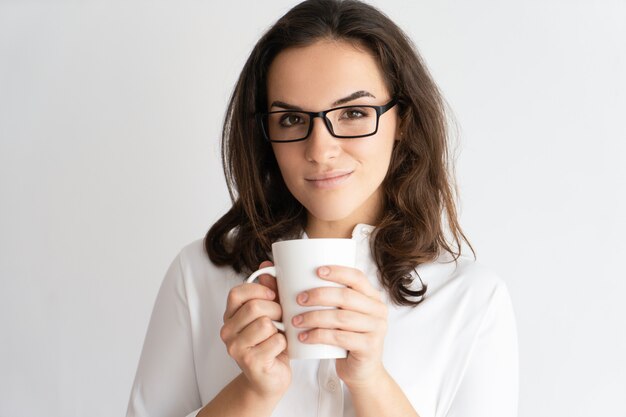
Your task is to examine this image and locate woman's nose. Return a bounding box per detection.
[304,117,340,163]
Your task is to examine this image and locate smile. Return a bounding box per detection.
[305,170,354,189]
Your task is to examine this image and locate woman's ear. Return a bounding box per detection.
[394,105,407,141]
[395,116,405,141]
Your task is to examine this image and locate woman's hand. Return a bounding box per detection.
[291,265,389,388]
[220,261,291,399]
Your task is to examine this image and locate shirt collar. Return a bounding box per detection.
[351,223,375,241]
[301,223,375,241]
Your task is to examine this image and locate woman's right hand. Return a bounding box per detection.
[220,261,291,399]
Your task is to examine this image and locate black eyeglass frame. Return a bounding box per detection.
[256,98,398,143]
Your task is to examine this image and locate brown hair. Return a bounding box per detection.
[206,0,473,306]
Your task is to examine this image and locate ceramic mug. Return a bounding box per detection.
[246,238,356,360]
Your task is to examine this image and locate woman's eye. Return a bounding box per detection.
[279,113,304,127]
[340,108,369,119]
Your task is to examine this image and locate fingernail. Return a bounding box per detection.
[299,332,308,341]
[298,292,308,304]
[293,315,303,326]
[318,266,330,277]
[266,289,275,299]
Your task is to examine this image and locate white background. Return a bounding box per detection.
[1,1,624,416]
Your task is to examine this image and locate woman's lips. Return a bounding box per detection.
[305,170,353,189]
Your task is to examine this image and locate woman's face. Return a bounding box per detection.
[266,39,399,230]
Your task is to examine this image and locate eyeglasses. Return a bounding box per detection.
[256,98,397,143]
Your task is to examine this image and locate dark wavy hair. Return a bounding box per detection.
[205,0,473,306]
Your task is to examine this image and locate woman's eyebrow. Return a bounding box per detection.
[269,90,376,111]
[332,90,376,106]
[270,101,303,110]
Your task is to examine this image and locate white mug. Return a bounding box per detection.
[246,238,356,360]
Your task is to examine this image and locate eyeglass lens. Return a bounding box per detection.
[266,106,377,142]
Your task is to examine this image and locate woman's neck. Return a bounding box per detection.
[304,220,355,239]
[305,205,381,239]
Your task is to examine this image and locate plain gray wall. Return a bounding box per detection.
[1,1,624,416]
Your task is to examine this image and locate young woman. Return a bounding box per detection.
[126,1,518,416]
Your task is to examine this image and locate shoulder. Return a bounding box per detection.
[172,237,241,285]
[418,253,503,288]
[415,253,513,315]
[451,255,505,293]
[178,237,209,265]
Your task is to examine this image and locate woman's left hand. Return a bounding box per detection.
[291,265,389,388]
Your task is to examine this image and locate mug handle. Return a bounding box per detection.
[245,266,285,332]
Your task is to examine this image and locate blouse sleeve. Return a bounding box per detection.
[445,280,519,417]
[126,253,204,417]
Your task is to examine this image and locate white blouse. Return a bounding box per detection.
[126,224,518,417]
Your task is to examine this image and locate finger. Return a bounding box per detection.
[257,261,279,301]
[226,316,278,358]
[237,316,279,349]
[316,265,382,301]
[292,309,383,333]
[298,328,374,353]
[248,332,288,366]
[224,283,276,321]
[226,298,283,337]
[297,286,386,317]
